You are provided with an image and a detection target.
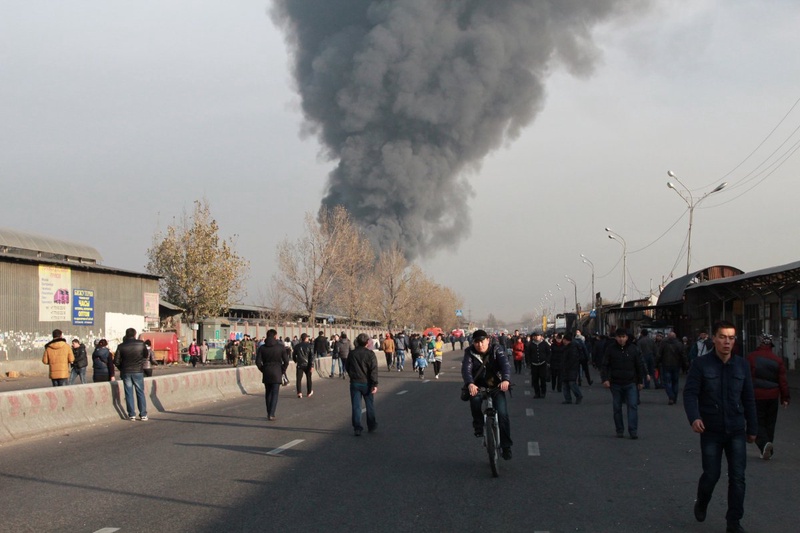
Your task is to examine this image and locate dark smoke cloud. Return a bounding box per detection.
[271,0,645,258]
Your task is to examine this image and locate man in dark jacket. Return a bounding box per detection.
[394,331,408,371]
[69,338,88,385]
[256,329,290,420]
[114,328,149,421]
[684,321,757,533]
[525,331,550,399]
[601,328,645,439]
[549,334,565,393]
[346,333,379,436]
[462,329,513,460]
[746,334,790,460]
[561,332,583,404]
[292,333,314,398]
[656,331,687,405]
[335,333,354,380]
[313,331,328,378]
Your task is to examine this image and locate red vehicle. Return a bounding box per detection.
[139,332,179,364]
[423,327,443,338]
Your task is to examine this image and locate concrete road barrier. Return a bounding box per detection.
[0,363,290,444]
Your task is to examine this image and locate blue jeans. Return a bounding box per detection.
[122,372,147,418]
[610,383,638,436]
[264,383,280,418]
[661,366,680,402]
[331,358,344,376]
[396,349,405,370]
[51,378,68,387]
[69,366,87,385]
[469,389,512,449]
[697,431,747,522]
[350,382,376,431]
[563,380,583,402]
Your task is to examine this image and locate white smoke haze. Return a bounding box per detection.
[271,0,649,258]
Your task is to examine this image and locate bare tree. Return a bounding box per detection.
[147,198,249,324]
[275,206,358,326]
[330,227,376,325]
[374,245,418,330]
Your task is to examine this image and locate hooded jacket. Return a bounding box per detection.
[42,338,74,379]
[256,337,290,385]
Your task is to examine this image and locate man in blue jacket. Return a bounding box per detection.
[683,320,757,533]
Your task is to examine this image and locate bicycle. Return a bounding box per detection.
[477,385,504,477]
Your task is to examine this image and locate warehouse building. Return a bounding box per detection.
[0,227,160,374]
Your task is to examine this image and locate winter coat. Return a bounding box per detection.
[656,337,686,370]
[256,337,290,385]
[347,346,379,386]
[525,340,551,367]
[684,349,757,435]
[462,342,511,389]
[114,337,148,374]
[601,340,645,386]
[292,341,314,369]
[561,342,581,382]
[92,346,114,378]
[746,345,790,403]
[382,337,395,354]
[42,338,74,380]
[72,343,88,369]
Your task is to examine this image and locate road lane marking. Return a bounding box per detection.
[267,439,304,456]
[397,390,408,395]
[524,380,530,384]
[94,529,120,533]
[422,379,430,383]
[524,390,531,396]
[528,442,540,456]
[526,408,534,417]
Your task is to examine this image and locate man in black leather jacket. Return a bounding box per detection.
[292,333,314,398]
[114,328,149,421]
[462,329,513,460]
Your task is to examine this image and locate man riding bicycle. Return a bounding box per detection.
[462,329,513,460]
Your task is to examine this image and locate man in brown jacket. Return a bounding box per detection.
[42,329,74,386]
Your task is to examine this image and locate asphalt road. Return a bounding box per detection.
[1,352,797,533]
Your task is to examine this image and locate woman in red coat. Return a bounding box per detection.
[512,337,526,374]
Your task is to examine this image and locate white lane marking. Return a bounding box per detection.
[94,529,120,533]
[267,439,304,456]
[526,408,534,417]
[524,380,530,384]
[422,379,430,383]
[524,390,531,396]
[397,390,408,395]
[528,442,540,456]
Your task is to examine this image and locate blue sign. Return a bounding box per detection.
[589,309,596,318]
[327,316,335,323]
[455,309,463,317]
[72,289,95,326]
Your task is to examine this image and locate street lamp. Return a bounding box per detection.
[580,254,595,313]
[556,284,566,313]
[666,170,727,275]
[605,227,627,308]
[565,275,578,315]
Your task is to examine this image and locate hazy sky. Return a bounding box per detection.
[2,0,799,325]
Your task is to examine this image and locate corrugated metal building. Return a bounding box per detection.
[0,227,160,371]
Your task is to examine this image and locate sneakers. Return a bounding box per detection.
[762,442,773,460]
[501,448,512,460]
[297,392,303,398]
[268,416,276,421]
[435,375,439,379]
[474,428,484,438]
[354,428,362,436]
[693,499,708,522]
[128,416,136,421]
[139,416,148,421]
[308,391,314,397]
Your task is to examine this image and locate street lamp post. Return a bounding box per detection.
[565,275,578,315]
[605,228,627,308]
[666,170,727,275]
[581,253,599,333]
[557,284,566,313]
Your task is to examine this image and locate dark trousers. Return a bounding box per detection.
[433,360,441,376]
[296,366,312,395]
[469,389,512,449]
[755,398,779,452]
[530,364,547,397]
[563,380,583,403]
[350,382,376,431]
[384,351,393,370]
[550,366,562,392]
[513,359,523,374]
[579,360,592,385]
[264,383,280,418]
[697,431,747,522]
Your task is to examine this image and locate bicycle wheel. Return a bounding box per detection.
[486,417,499,477]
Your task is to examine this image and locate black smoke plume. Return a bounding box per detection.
[271,0,644,258]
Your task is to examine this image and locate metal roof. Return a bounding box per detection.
[657,265,744,306]
[685,260,800,299]
[0,227,103,263]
